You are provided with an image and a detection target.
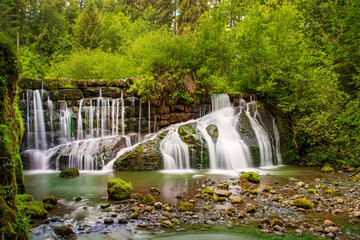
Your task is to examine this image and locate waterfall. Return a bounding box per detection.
[59,101,72,144]
[160,127,190,170]
[244,100,273,167]
[77,99,84,140]
[273,118,282,165]
[47,96,54,147]
[33,90,47,150]
[211,94,231,111]
[121,90,125,135]
[148,101,151,134]
[138,100,142,142]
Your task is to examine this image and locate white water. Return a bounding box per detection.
[160,127,191,170]
[22,89,281,172]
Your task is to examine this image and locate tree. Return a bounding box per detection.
[73,0,102,49]
[178,0,209,33]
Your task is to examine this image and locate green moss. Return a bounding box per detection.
[291,198,314,210]
[16,195,47,219]
[141,194,156,205]
[201,186,214,195]
[326,188,334,194]
[150,187,161,195]
[107,178,132,200]
[59,168,80,178]
[179,202,195,212]
[321,166,334,173]
[240,172,260,183]
[309,189,317,195]
[0,196,17,239]
[42,196,57,205]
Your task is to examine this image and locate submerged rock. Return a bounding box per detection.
[107,178,132,200]
[54,226,75,238]
[59,168,80,178]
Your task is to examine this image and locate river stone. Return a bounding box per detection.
[214,189,232,197]
[118,218,128,224]
[154,202,163,209]
[353,211,360,218]
[296,181,305,188]
[104,218,114,224]
[245,203,257,213]
[231,196,243,205]
[324,220,335,226]
[273,225,283,232]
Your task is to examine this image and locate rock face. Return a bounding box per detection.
[113,131,168,171]
[178,124,210,169]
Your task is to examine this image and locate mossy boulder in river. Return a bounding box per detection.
[141,194,156,205]
[107,178,132,200]
[240,172,260,183]
[179,202,195,212]
[206,125,218,141]
[59,168,80,178]
[178,123,209,169]
[113,131,168,171]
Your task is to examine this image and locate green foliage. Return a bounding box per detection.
[107,178,132,200]
[47,49,135,79]
[73,1,102,49]
[16,194,48,219]
[321,166,334,173]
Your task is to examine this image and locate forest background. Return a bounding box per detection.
[1,0,360,168]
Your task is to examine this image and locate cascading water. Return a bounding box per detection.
[21,87,282,172]
[160,127,191,170]
[21,89,134,171]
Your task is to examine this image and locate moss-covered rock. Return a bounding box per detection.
[178,124,209,169]
[42,196,57,210]
[113,131,167,171]
[217,182,230,190]
[290,198,314,210]
[179,202,195,212]
[107,178,132,200]
[321,166,334,173]
[201,186,214,195]
[240,172,260,183]
[206,125,218,140]
[150,187,161,195]
[231,196,243,205]
[141,194,156,205]
[59,168,80,178]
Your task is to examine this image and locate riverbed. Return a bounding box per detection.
[24,166,360,239]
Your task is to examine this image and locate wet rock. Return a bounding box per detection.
[273,225,283,232]
[324,220,335,226]
[179,202,195,212]
[130,212,140,219]
[261,229,273,233]
[145,206,153,212]
[254,212,263,218]
[107,178,132,200]
[104,218,114,224]
[154,202,163,209]
[137,223,148,228]
[296,181,305,188]
[75,196,82,202]
[162,220,173,228]
[260,218,271,225]
[100,203,111,209]
[335,198,344,204]
[240,172,260,183]
[271,218,284,226]
[141,194,156,205]
[54,226,75,238]
[118,218,128,224]
[217,182,230,190]
[150,187,161,195]
[290,198,314,210]
[262,186,272,193]
[245,203,257,213]
[353,211,360,218]
[214,189,232,197]
[231,196,243,205]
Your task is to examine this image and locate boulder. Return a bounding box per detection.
[240,172,260,183]
[179,202,195,212]
[141,194,156,205]
[113,131,167,171]
[107,178,132,200]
